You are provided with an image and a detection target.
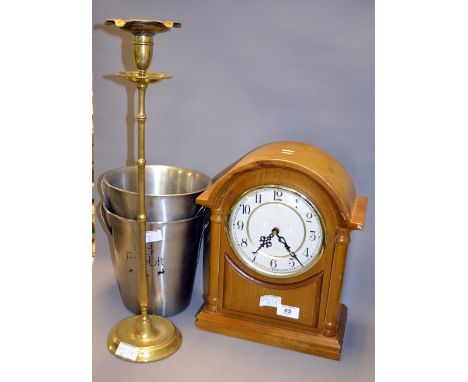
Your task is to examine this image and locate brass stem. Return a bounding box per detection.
[133,34,153,321]
[132,34,163,334]
[136,80,149,319]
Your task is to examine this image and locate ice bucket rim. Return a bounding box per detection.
[102,202,208,225]
[102,164,212,197]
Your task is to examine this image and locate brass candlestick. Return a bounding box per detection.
[105,18,182,363]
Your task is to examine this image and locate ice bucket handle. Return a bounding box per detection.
[100,203,112,235]
[99,177,108,202]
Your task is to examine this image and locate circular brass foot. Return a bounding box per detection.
[108,315,182,362]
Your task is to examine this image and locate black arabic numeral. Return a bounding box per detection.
[241,238,248,247]
[310,231,316,241]
[270,259,278,268]
[255,193,262,204]
[304,248,310,257]
[273,190,283,201]
[236,220,244,230]
[289,259,296,268]
[306,212,313,223]
[241,204,251,214]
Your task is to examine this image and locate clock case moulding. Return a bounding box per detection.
[195,141,367,360]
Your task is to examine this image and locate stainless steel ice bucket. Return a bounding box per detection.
[101,165,212,221]
[101,203,209,317]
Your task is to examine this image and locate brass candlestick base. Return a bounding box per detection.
[105,18,181,363]
[108,315,182,362]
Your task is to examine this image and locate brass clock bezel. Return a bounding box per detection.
[226,184,326,279]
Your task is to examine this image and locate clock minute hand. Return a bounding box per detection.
[289,252,304,267]
[274,232,304,267]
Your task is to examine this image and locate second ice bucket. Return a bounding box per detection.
[101,203,209,317]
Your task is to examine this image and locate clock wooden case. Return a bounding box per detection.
[195,141,367,360]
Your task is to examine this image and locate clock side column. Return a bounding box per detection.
[323,228,350,337]
[206,209,222,312]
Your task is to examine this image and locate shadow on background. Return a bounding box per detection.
[343,318,374,372]
[95,23,136,167]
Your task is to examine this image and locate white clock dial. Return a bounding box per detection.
[227,186,324,277]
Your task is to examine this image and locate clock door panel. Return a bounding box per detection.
[222,254,323,331]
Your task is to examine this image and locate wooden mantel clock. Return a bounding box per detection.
[195,141,367,360]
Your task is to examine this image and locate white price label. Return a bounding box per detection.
[115,341,139,361]
[146,230,163,243]
[277,304,300,319]
[259,295,282,308]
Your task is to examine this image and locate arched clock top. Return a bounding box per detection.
[197,141,367,230]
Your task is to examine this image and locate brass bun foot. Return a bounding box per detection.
[108,315,182,362]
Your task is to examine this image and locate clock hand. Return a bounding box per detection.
[273,230,304,267]
[252,232,274,255]
[289,252,303,267]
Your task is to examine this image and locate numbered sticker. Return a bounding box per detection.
[146,230,163,243]
[276,304,300,319]
[259,295,282,308]
[115,341,139,361]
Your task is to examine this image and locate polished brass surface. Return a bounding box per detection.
[136,78,149,321]
[108,315,182,362]
[105,18,182,363]
[114,71,172,84]
[105,19,181,34]
[134,34,153,71]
